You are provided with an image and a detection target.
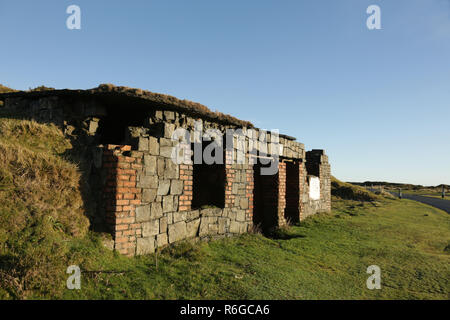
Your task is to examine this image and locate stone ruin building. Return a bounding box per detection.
[0,84,331,256]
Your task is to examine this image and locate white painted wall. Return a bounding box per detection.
[309,176,321,200]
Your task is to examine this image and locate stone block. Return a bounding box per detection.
[136,205,151,222]
[164,123,175,139]
[173,211,187,223]
[201,207,222,217]
[142,220,160,237]
[164,159,178,179]
[168,221,187,243]
[160,146,173,158]
[156,233,168,247]
[239,198,249,210]
[164,111,175,121]
[157,180,171,196]
[236,210,246,222]
[186,210,200,221]
[150,202,163,219]
[136,237,155,255]
[218,217,228,234]
[144,155,157,175]
[162,195,174,213]
[149,136,159,155]
[170,180,183,195]
[138,175,158,189]
[142,189,157,203]
[157,158,165,176]
[160,216,168,233]
[230,221,240,233]
[138,137,149,151]
[186,219,200,238]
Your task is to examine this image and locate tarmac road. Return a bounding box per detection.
[396,193,450,214]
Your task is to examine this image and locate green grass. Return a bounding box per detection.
[58,199,449,300]
[1,118,448,300]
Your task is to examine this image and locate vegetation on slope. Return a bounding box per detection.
[331,176,387,201]
[0,118,90,298]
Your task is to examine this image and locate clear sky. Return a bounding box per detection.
[1,0,449,185]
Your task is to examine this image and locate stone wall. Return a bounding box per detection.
[302,150,332,220]
[1,93,332,256]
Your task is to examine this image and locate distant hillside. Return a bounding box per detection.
[331,177,389,201]
[0,84,17,93]
[349,181,449,190]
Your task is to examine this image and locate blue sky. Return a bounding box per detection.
[1,0,449,185]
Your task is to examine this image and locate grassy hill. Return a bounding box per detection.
[0,118,91,298]
[0,117,448,300]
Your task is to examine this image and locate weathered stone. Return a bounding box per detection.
[136,237,155,255]
[160,216,168,233]
[164,159,178,179]
[168,221,187,243]
[136,205,151,222]
[138,175,158,189]
[138,137,149,151]
[150,202,163,219]
[170,180,183,195]
[157,180,170,195]
[155,110,163,120]
[164,123,175,139]
[186,219,200,238]
[236,210,246,222]
[186,210,200,221]
[144,155,157,175]
[209,224,219,234]
[142,220,160,237]
[239,198,249,210]
[164,111,175,121]
[173,211,186,223]
[218,217,228,234]
[88,120,98,134]
[157,158,165,176]
[159,138,172,146]
[239,222,248,233]
[201,207,222,217]
[160,146,172,158]
[142,189,157,203]
[199,217,215,236]
[162,195,174,213]
[149,136,159,155]
[156,233,168,247]
[230,221,240,233]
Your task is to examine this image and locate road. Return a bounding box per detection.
[395,193,450,214]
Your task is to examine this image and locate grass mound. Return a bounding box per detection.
[0,118,90,298]
[331,176,383,202]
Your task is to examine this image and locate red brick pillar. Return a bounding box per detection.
[179,164,193,211]
[102,145,142,256]
[225,164,235,208]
